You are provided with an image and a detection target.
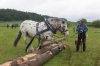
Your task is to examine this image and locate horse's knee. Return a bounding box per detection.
[46,36,53,41]
[55,40,58,43]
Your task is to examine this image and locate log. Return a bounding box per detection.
[43,37,66,46]
[0,44,65,66]
[19,44,65,66]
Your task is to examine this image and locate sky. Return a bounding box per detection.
[0,0,100,22]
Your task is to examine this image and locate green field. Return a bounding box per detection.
[0,21,22,27]
[0,22,100,66]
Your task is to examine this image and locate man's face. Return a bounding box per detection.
[79,21,82,24]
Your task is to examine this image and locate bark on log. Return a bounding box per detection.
[43,37,66,46]
[19,44,65,66]
[0,44,65,66]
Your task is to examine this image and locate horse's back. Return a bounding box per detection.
[20,20,37,37]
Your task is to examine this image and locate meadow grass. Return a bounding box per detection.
[0,21,22,27]
[0,23,100,66]
[44,27,100,66]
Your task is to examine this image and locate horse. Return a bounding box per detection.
[11,24,18,29]
[6,24,9,28]
[13,18,69,52]
[6,24,18,29]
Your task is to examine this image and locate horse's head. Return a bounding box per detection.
[48,18,69,37]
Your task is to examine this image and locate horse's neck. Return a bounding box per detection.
[38,22,53,40]
[51,22,60,30]
[38,22,47,30]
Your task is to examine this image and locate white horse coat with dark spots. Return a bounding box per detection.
[14,18,69,52]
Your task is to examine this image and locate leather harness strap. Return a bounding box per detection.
[26,17,57,52]
[36,23,49,35]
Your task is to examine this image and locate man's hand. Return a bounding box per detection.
[80,30,83,32]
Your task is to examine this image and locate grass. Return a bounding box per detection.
[0,22,100,66]
[44,27,100,66]
[0,21,22,27]
[0,27,25,63]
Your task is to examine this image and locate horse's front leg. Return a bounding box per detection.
[37,39,44,50]
[52,39,61,50]
[46,36,61,50]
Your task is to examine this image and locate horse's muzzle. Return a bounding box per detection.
[64,31,69,37]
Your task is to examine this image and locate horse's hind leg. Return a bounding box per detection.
[29,37,34,52]
[23,34,30,52]
[23,35,27,46]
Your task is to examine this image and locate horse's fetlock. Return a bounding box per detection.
[55,40,58,43]
[58,47,62,51]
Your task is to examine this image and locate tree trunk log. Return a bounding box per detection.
[19,44,65,66]
[42,37,66,46]
[0,44,65,66]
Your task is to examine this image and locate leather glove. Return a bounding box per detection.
[80,30,83,32]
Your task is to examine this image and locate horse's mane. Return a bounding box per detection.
[48,18,61,22]
[48,18,67,22]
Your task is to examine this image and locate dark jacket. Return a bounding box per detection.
[76,23,88,33]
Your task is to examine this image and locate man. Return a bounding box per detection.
[76,20,88,52]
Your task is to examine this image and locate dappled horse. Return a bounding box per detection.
[13,18,69,52]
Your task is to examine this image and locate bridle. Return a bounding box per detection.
[62,26,68,33]
[58,22,69,34]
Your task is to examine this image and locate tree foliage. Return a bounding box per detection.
[92,20,100,28]
[0,9,50,21]
[81,18,87,23]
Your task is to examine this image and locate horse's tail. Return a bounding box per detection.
[14,30,22,47]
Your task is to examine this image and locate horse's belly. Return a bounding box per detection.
[26,25,37,37]
[20,21,37,37]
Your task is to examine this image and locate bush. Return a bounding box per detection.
[92,20,100,28]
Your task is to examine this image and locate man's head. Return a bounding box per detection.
[78,20,83,24]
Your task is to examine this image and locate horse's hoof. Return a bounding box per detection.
[31,49,34,52]
[26,50,31,53]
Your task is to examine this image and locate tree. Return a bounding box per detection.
[0,9,51,21]
[81,18,87,23]
[92,20,100,28]
[4,16,12,21]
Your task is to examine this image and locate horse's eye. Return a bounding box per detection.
[62,21,65,24]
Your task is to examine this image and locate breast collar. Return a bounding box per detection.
[36,23,49,35]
